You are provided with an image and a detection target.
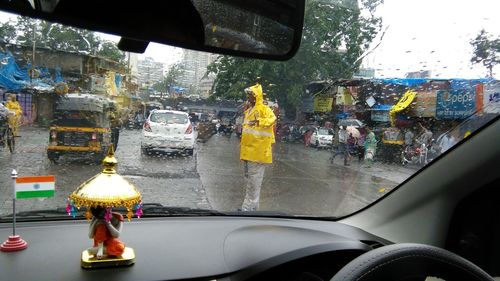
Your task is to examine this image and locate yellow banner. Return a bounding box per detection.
[390,90,417,126]
[313,96,333,112]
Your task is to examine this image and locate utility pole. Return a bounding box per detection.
[31,22,36,83]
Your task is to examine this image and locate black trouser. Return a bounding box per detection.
[111,128,120,151]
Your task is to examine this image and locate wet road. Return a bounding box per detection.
[0,126,416,217]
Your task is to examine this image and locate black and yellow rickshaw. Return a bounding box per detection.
[380,126,405,163]
[47,93,114,163]
[145,101,163,118]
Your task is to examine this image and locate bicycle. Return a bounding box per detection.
[0,116,15,153]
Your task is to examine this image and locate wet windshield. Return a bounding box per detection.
[53,111,107,127]
[150,112,188,124]
[0,0,499,220]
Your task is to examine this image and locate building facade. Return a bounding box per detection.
[137,57,164,88]
[178,50,216,97]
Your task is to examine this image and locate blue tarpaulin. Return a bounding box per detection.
[0,51,63,92]
[373,78,493,89]
[370,104,392,111]
[115,74,121,89]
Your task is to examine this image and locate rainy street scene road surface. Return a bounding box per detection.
[0,126,417,217]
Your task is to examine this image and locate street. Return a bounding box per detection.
[0,126,417,217]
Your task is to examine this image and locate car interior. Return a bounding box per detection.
[0,0,499,280]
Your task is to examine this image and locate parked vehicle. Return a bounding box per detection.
[0,115,14,153]
[401,139,438,166]
[216,109,237,136]
[145,101,163,118]
[338,118,364,128]
[141,110,195,155]
[311,127,334,148]
[47,93,113,163]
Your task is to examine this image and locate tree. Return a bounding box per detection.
[0,20,17,43]
[97,41,125,62]
[470,29,500,77]
[164,63,184,90]
[152,63,184,92]
[10,16,124,63]
[207,0,383,116]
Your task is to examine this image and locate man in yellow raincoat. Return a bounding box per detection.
[5,93,23,137]
[240,83,276,211]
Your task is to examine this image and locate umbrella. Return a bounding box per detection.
[346,126,361,138]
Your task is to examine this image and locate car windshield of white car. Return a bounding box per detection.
[151,112,188,124]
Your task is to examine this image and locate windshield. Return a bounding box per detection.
[52,111,107,127]
[0,0,499,220]
[150,112,188,124]
[318,128,332,135]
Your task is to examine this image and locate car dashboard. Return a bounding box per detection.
[0,216,389,281]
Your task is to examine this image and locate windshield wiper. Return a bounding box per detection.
[0,204,329,221]
[0,207,76,222]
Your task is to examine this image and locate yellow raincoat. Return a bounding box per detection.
[240,84,276,164]
[5,96,23,136]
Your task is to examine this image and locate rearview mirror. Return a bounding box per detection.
[0,0,305,60]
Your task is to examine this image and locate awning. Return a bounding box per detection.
[390,90,416,126]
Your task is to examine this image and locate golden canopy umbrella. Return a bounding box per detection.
[67,145,142,221]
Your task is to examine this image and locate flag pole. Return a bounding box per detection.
[0,169,28,252]
[12,169,17,236]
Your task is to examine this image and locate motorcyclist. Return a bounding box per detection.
[415,122,433,148]
[5,93,23,137]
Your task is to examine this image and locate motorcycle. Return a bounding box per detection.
[401,139,437,166]
[126,114,144,130]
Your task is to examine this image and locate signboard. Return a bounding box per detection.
[436,89,476,119]
[302,96,314,113]
[371,110,390,122]
[313,96,333,112]
[411,91,437,117]
[483,82,500,114]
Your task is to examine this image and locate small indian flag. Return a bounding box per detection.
[15,176,55,199]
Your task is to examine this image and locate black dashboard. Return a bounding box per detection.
[0,216,390,281]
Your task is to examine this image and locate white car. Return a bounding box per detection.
[141,110,195,155]
[311,127,334,148]
[338,119,364,128]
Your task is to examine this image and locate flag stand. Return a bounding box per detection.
[1,169,28,252]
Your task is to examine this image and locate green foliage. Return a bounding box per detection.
[98,41,125,62]
[152,63,184,92]
[3,16,125,63]
[208,0,383,115]
[470,29,500,77]
[0,20,17,43]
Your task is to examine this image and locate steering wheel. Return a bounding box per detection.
[331,243,494,281]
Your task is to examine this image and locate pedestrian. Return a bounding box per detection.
[5,93,23,137]
[345,132,357,166]
[404,128,415,148]
[439,130,458,153]
[239,83,276,211]
[109,103,122,151]
[415,122,432,148]
[331,126,347,164]
[304,127,313,147]
[364,127,377,167]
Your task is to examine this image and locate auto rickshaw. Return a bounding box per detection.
[145,101,163,118]
[47,93,114,163]
[380,126,405,163]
